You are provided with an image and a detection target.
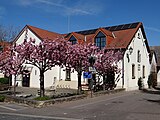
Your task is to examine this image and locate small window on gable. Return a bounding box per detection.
[137,33,141,39]
[132,64,135,79]
[95,32,106,49]
[137,50,141,63]
[142,65,145,78]
[69,36,77,45]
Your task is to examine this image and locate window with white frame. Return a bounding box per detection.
[132,64,135,79]
[142,65,145,78]
[65,69,71,81]
[137,50,141,63]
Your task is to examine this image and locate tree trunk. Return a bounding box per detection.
[13,75,16,97]
[40,70,45,97]
[77,71,82,94]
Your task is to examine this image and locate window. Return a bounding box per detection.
[142,65,145,78]
[132,64,135,79]
[138,64,141,71]
[69,36,77,45]
[95,32,106,49]
[137,33,141,39]
[0,45,3,51]
[137,50,141,63]
[65,69,71,81]
[35,70,37,75]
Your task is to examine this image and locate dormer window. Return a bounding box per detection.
[0,45,3,51]
[95,32,106,49]
[69,36,77,45]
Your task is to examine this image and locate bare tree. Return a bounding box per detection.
[0,25,20,42]
[0,25,6,41]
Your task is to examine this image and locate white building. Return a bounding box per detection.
[13,22,151,91]
[150,46,160,84]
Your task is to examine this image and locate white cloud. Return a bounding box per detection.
[15,0,103,16]
[145,26,160,33]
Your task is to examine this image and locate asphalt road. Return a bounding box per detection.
[0,90,160,120]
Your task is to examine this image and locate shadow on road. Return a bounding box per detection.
[144,98,160,105]
[143,87,160,104]
[142,88,160,95]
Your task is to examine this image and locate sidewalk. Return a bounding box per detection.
[142,87,160,94]
[8,87,77,97]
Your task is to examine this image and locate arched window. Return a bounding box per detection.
[95,32,106,49]
[69,36,77,45]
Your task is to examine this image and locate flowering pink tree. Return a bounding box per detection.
[66,43,98,93]
[15,38,70,97]
[95,49,123,89]
[0,46,25,96]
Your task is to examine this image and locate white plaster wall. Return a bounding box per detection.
[123,28,150,90]
[115,60,124,89]
[0,73,4,78]
[157,70,160,84]
[13,26,150,91]
[14,27,80,89]
[13,27,52,88]
[150,54,157,73]
[15,28,41,45]
[57,67,83,89]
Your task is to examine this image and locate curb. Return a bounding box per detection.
[4,88,125,108]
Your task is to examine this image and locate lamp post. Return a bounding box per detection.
[88,55,96,97]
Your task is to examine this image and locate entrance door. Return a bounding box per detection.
[22,70,30,87]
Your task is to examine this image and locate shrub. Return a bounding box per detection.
[0,95,5,102]
[34,96,51,101]
[148,74,152,88]
[148,73,157,88]
[138,77,143,90]
[0,77,9,84]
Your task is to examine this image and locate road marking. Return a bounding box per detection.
[0,112,81,120]
[70,92,132,109]
[0,105,17,111]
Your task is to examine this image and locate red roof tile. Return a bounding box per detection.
[0,41,11,51]
[13,22,150,54]
[107,28,138,49]
[65,22,144,50]
[27,25,62,41]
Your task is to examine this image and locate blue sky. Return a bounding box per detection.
[0,0,160,46]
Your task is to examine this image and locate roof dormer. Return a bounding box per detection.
[95,31,106,49]
[69,35,77,45]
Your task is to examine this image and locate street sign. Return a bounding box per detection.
[89,67,96,72]
[83,72,92,79]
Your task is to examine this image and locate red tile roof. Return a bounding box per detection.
[27,25,61,40]
[107,28,138,49]
[13,22,150,53]
[0,41,11,51]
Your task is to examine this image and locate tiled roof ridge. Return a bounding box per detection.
[72,22,141,35]
[27,25,60,35]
